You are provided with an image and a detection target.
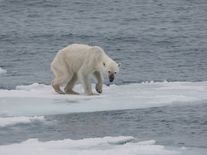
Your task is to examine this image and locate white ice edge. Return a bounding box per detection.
[0,136,180,155]
[1,81,207,116]
[0,116,45,127]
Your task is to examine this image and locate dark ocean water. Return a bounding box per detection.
[0,0,207,152]
[1,103,207,149]
[0,0,207,89]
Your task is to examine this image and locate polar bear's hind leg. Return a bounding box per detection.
[52,80,65,94]
[51,63,69,94]
[64,73,79,95]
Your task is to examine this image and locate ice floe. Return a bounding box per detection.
[0,116,45,127]
[0,136,180,155]
[0,81,207,116]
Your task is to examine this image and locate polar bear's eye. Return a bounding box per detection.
[103,62,106,67]
[108,71,111,73]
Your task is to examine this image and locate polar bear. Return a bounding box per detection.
[51,44,120,95]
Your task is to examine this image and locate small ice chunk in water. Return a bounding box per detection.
[0,67,7,75]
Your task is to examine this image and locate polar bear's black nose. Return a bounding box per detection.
[109,74,114,82]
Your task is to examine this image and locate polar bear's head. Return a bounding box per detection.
[103,61,120,82]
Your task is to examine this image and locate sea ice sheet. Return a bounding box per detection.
[0,81,207,116]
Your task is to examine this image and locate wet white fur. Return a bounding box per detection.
[51,44,119,95]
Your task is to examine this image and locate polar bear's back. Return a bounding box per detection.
[51,44,105,73]
[63,44,91,54]
[62,44,105,62]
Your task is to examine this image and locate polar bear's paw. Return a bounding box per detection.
[95,83,102,94]
[52,82,65,94]
[64,89,80,95]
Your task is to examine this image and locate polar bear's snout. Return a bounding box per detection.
[109,73,115,82]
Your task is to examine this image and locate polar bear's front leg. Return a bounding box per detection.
[78,72,93,95]
[94,71,103,94]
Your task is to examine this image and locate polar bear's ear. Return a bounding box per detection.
[103,62,106,67]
